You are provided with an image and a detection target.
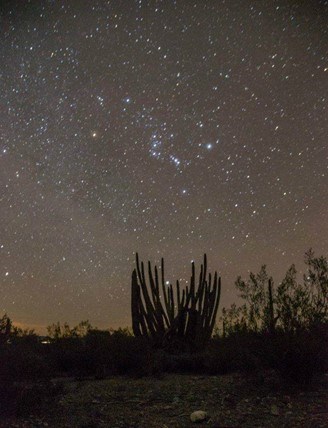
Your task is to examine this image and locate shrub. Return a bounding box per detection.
[0,380,63,417]
[109,332,155,377]
[274,326,328,386]
[0,346,50,383]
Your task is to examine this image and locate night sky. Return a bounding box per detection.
[1,0,327,333]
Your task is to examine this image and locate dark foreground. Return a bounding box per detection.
[2,372,327,428]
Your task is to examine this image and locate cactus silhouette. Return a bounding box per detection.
[131,253,221,349]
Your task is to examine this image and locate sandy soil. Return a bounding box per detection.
[3,372,328,427]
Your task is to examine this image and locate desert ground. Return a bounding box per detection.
[3,372,327,428]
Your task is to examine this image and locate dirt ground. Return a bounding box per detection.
[3,372,328,427]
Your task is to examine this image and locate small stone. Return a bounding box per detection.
[271,404,280,416]
[190,410,208,423]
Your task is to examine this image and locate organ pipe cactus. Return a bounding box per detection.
[131,253,221,349]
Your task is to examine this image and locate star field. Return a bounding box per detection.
[1,0,327,332]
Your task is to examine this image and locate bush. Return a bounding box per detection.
[84,329,113,379]
[159,352,205,374]
[109,333,155,377]
[204,344,237,374]
[0,380,63,417]
[0,381,18,416]
[274,326,328,386]
[0,347,50,383]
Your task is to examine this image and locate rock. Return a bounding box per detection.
[190,410,208,423]
[270,404,280,416]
